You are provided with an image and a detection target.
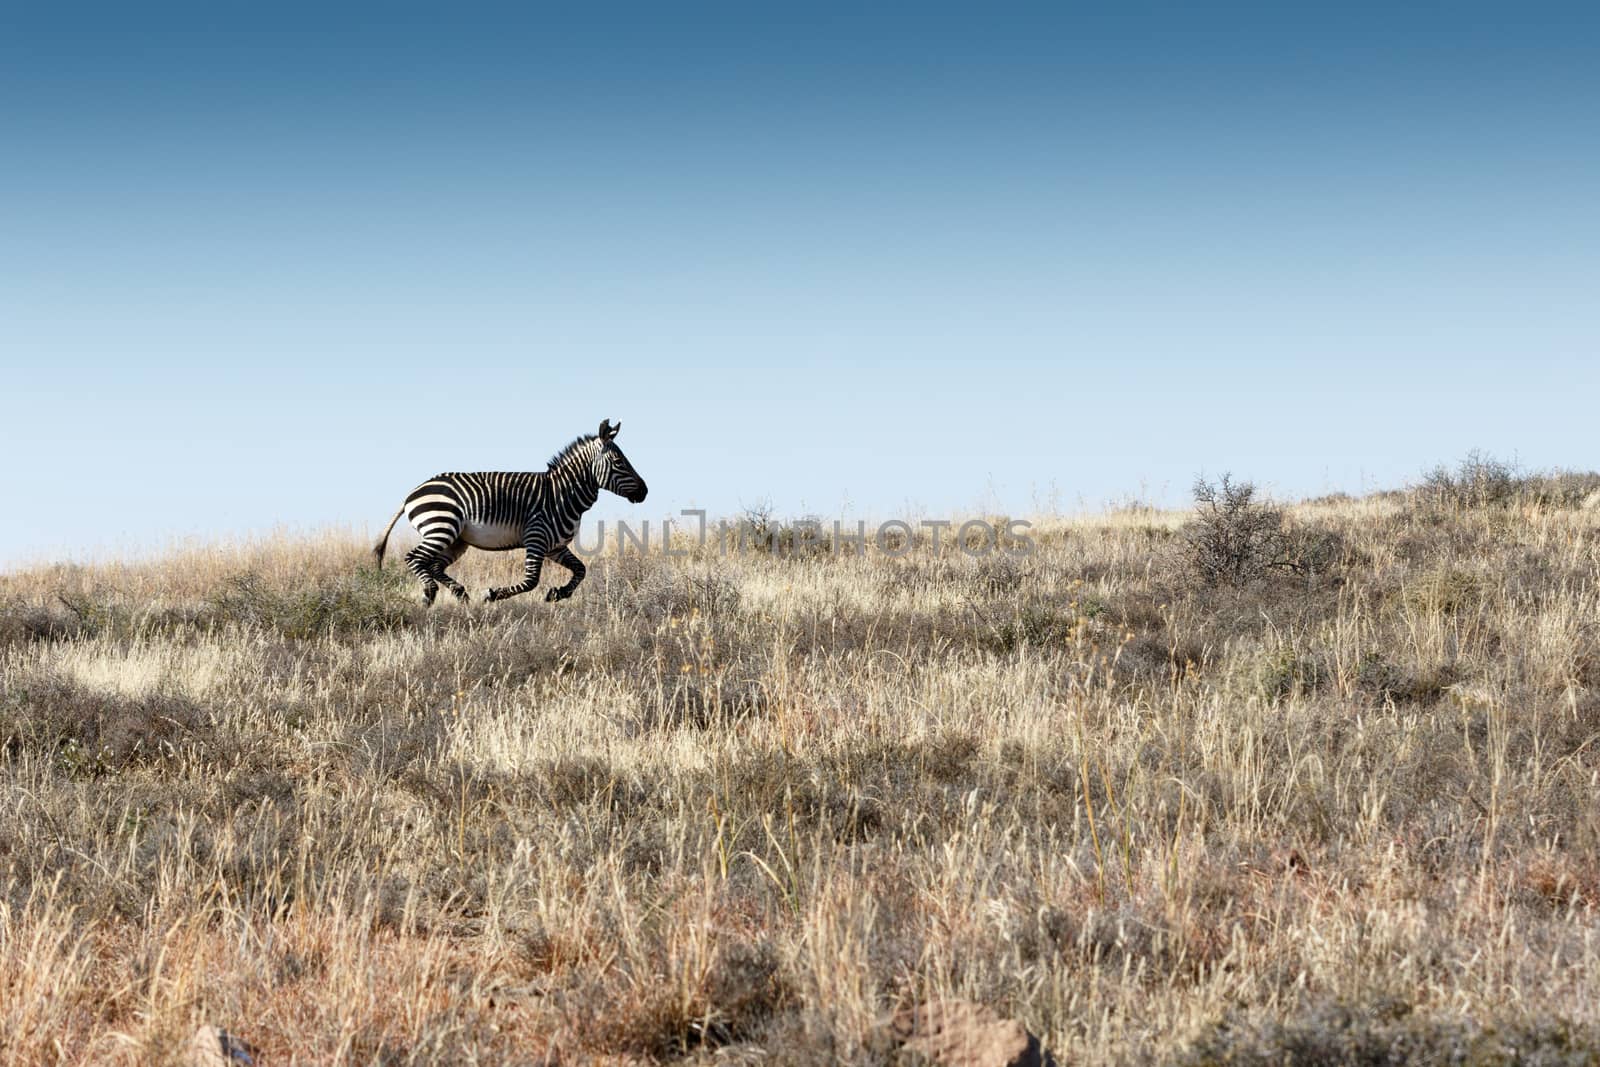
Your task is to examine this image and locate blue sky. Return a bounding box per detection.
[3,2,1596,563]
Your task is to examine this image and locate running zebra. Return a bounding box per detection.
[373,419,648,604]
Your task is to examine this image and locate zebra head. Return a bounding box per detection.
[594,419,648,503]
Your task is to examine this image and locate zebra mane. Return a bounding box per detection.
[546,433,600,472]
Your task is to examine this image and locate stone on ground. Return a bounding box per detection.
[889,999,1054,1067]
[181,1025,256,1066]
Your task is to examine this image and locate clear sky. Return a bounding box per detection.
[3,2,1596,564]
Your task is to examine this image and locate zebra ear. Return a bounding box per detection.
[599,419,620,440]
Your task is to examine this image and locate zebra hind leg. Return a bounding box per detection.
[405,542,468,605]
[436,540,470,601]
[404,547,440,605]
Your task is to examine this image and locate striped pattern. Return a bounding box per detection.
[373,420,647,604]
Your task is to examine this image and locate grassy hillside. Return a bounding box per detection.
[3,482,1600,1064]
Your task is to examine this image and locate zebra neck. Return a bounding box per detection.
[546,465,600,511]
[568,481,599,511]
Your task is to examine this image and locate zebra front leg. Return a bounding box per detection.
[485,543,545,602]
[544,545,586,602]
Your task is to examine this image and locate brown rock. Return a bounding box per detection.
[890,999,1054,1067]
[181,1025,257,1067]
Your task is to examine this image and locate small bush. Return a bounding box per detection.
[209,567,417,637]
[770,516,834,559]
[1402,566,1484,616]
[1521,469,1600,509]
[580,931,787,1058]
[1113,632,1206,688]
[607,560,742,622]
[1412,452,1600,513]
[1181,476,1289,587]
[1252,646,1325,703]
[1281,522,1351,581]
[1354,653,1454,707]
[984,603,1076,653]
[642,675,766,732]
[2,672,213,775]
[1175,1000,1600,1067]
[1416,450,1522,511]
[0,597,86,646]
[724,500,816,557]
[739,500,775,548]
[724,503,841,560]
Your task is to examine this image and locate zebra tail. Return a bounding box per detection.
[373,506,405,568]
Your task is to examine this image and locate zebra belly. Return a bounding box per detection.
[459,520,524,550]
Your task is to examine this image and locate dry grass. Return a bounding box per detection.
[3,495,1600,1064]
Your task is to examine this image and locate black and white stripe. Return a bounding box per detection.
[373,419,647,604]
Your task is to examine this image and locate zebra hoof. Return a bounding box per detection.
[545,587,565,602]
[483,589,499,603]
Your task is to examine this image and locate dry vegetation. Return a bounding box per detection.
[4,464,1600,1065]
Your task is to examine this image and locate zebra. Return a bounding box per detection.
[372,419,648,605]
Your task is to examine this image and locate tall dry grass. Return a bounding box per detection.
[2,494,1599,1064]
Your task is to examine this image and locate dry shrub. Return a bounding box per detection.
[1417,450,1523,510]
[576,930,787,1058]
[0,597,86,647]
[1176,1000,1600,1067]
[2,670,214,774]
[1181,476,1289,587]
[209,567,418,637]
[639,675,767,733]
[1112,631,1205,689]
[1401,566,1485,615]
[602,557,742,622]
[1352,652,1455,707]
[1522,470,1600,509]
[1414,450,1600,513]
